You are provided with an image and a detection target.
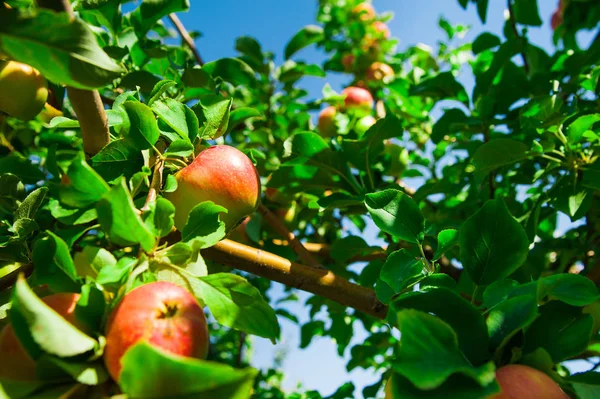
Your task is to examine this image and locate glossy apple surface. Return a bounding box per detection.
[0,61,48,121]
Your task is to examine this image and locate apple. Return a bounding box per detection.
[39,103,63,124]
[0,293,82,381]
[318,106,338,137]
[366,62,394,82]
[352,3,375,21]
[372,21,390,39]
[165,145,261,232]
[490,364,568,399]
[342,86,374,115]
[103,281,209,382]
[355,115,377,135]
[0,61,48,121]
[342,54,355,72]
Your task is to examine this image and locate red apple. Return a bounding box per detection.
[318,106,338,137]
[342,86,374,115]
[0,61,48,121]
[165,145,261,232]
[352,3,375,21]
[366,62,394,82]
[0,293,82,381]
[372,21,390,39]
[103,281,209,382]
[342,54,355,72]
[489,364,568,399]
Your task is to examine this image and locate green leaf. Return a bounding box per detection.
[46,357,108,385]
[380,249,424,293]
[91,139,144,182]
[10,276,97,359]
[119,343,257,398]
[583,161,600,191]
[472,139,529,180]
[386,372,500,399]
[541,274,600,306]
[482,279,519,308]
[60,157,109,208]
[365,189,425,244]
[122,101,160,150]
[284,25,323,59]
[96,178,155,252]
[73,246,116,280]
[459,197,529,285]
[152,99,199,141]
[130,0,190,38]
[389,288,490,366]
[486,294,538,350]
[0,155,44,184]
[410,72,469,105]
[32,231,79,292]
[0,9,124,89]
[164,139,194,158]
[196,273,280,341]
[391,309,495,390]
[512,0,542,26]
[569,372,600,399]
[524,301,594,362]
[199,96,232,140]
[143,197,175,238]
[148,80,176,106]
[182,202,227,248]
[96,256,137,286]
[567,114,600,143]
[227,108,262,134]
[14,187,48,221]
[433,229,459,261]
[472,32,501,54]
[202,58,256,87]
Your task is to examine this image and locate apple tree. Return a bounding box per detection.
[0,0,599,397]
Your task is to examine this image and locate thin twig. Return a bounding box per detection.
[258,204,325,270]
[168,13,204,66]
[142,159,164,212]
[507,0,530,74]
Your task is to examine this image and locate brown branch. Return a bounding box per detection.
[507,0,530,75]
[37,0,110,157]
[168,13,204,66]
[201,239,388,319]
[141,159,164,212]
[258,204,325,270]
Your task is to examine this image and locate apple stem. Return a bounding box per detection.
[258,204,325,270]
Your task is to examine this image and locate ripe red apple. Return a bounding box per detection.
[0,61,48,121]
[103,281,209,382]
[342,54,355,72]
[165,145,261,232]
[489,364,568,399]
[366,62,394,82]
[342,86,374,116]
[352,3,375,21]
[318,106,338,137]
[0,293,82,381]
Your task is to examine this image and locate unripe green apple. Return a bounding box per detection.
[352,3,375,21]
[366,62,394,82]
[39,103,63,124]
[342,86,374,116]
[104,281,209,382]
[165,145,261,232]
[355,115,376,135]
[489,364,568,399]
[0,61,48,121]
[318,106,338,137]
[0,293,82,381]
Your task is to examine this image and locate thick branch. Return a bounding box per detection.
[202,239,388,319]
[259,204,324,270]
[507,0,530,74]
[168,13,204,66]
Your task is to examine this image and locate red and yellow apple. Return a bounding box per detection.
[317,106,338,137]
[489,364,568,399]
[366,62,394,82]
[165,145,261,232]
[0,293,82,381]
[372,21,390,39]
[342,86,374,115]
[0,61,48,121]
[103,281,209,382]
[352,3,375,21]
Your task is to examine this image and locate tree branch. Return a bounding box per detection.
[258,204,324,270]
[201,239,388,319]
[507,0,530,74]
[168,13,204,66]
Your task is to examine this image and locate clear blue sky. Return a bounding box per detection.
[175,1,592,397]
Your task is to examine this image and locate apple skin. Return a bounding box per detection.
[489,364,568,399]
[366,62,394,82]
[372,21,390,39]
[165,145,261,232]
[0,293,82,381]
[342,54,355,72]
[355,115,376,135]
[342,86,374,115]
[318,106,338,137]
[103,281,209,382]
[352,3,375,21]
[0,61,48,121]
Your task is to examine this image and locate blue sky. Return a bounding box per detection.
[175,1,593,397]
